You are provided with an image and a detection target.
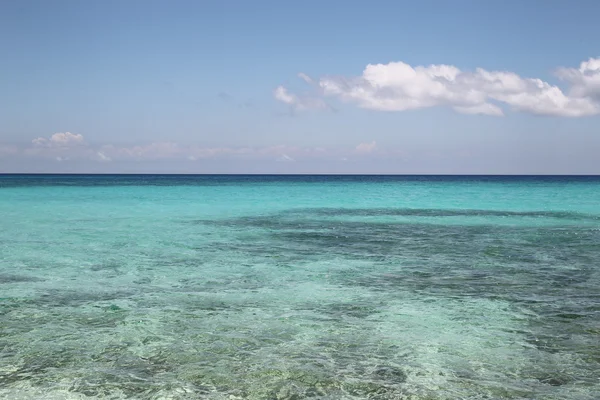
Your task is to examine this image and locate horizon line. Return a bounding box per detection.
[2,173,600,177]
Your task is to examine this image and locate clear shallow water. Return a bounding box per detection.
[0,175,599,399]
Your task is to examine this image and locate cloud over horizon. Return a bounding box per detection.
[355,141,377,153]
[275,57,600,117]
[32,132,85,147]
[4,133,385,164]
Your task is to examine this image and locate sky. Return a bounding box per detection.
[1,0,599,174]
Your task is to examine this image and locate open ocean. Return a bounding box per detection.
[0,174,599,400]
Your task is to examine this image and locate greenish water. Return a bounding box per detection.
[1,175,599,399]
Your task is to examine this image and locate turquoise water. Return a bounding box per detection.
[1,175,599,399]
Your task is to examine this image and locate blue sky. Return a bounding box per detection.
[1,0,599,173]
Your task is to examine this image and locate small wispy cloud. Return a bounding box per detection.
[276,153,295,162]
[96,151,111,162]
[297,72,314,84]
[33,132,85,147]
[355,141,377,154]
[273,85,332,113]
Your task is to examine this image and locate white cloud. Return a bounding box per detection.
[556,57,600,100]
[297,72,313,84]
[273,85,330,112]
[33,132,84,147]
[25,132,87,161]
[274,86,297,105]
[276,153,295,162]
[355,141,377,153]
[280,57,600,117]
[96,151,111,162]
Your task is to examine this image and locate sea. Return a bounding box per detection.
[0,175,599,399]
